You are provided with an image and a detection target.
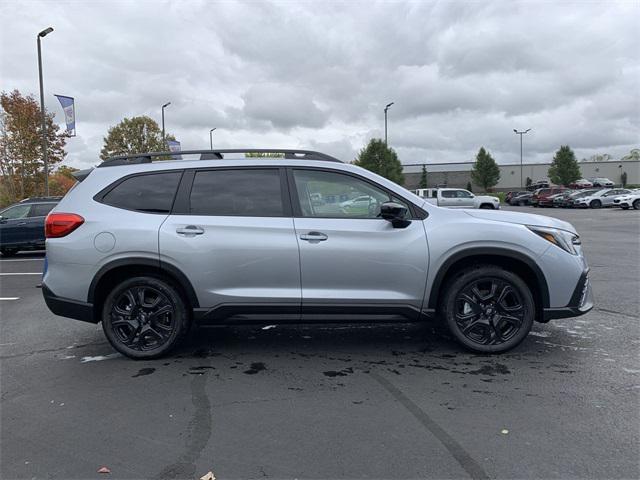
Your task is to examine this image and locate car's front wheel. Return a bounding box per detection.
[102,276,189,359]
[590,199,602,209]
[633,199,640,210]
[479,204,494,209]
[441,266,535,353]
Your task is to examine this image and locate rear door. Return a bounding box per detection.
[0,203,32,246]
[26,202,56,245]
[159,167,301,317]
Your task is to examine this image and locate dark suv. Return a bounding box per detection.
[0,197,61,256]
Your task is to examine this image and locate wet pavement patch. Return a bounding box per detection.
[188,366,216,375]
[244,362,267,375]
[131,368,155,378]
[323,367,354,377]
[468,364,511,376]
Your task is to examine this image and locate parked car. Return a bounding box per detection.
[509,192,533,206]
[0,197,61,257]
[537,188,570,207]
[417,188,500,209]
[573,188,632,208]
[527,180,550,191]
[562,189,601,208]
[568,179,594,189]
[505,191,527,203]
[588,177,614,188]
[42,149,593,359]
[550,190,576,208]
[531,187,566,207]
[612,190,640,210]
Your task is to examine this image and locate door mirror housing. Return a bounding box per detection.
[379,202,411,228]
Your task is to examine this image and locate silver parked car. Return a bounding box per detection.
[573,188,632,208]
[43,149,593,359]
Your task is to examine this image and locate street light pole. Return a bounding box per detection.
[513,128,531,188]
[37,27,54,196]
[384,102,394,146]
[209,128,216,150]
[161,102,171,145]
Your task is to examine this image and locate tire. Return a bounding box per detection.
[101,276,189,359]
[590,199,602,209]
[0,247,18,257]
[440,266,535,354]
[634,199,640,210]
[479,204,494,209]
[621,206,629,210]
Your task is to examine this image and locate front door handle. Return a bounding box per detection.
[176,225,204,236]
[300,231,328,242]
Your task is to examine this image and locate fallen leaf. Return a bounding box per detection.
[501,429,509,435]
[97,466,111,474]
[200,471,215,480]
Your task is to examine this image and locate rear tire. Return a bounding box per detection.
[101,276,189,359]
[440,266,535,354]
[479,204,494,209]
[0,248,18,257]
[590,199,602,209]
[633,199,640,210]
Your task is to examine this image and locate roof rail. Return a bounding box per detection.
[98,149,342,167]
[19,196,64,203]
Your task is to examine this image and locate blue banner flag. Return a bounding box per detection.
[167,139,182,159]
[54,95,75,135]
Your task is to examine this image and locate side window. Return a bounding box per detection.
[101,171,182,213]
[30,203,56,217]
[0,204,31,219]
[441,190,456,198]
[292,169,407,219]
[190,169,283,217]
[456,190,473,198]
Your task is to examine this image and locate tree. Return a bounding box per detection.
[470,147,500,191]
[354,138,404,185]
[100,116,175,160]
[0,90,68,203]
[621,149,639,162]
[418,164,428,188]
[621,171,627,187]
[526,177,532,188]
[548,145,581,186]
[466,181,473,192]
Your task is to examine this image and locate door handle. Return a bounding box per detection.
[176,225,204,236]
[17,222,27,226]
[300,231,328,242]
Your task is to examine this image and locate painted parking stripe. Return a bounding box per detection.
[0,273,41,276]
[0,297,20,301]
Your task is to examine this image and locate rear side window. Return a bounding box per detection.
[29,203,56,217]
[101,172,182,213]
[189,169,283,217]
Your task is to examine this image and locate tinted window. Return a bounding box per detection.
[102,172,182,213]
[190,169,283,217]
[30,203,56,217]
[456,190,473,198]
[1,204,31,219]
[441,190,456,198]
[292,169,408,219]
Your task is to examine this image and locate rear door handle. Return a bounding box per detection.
[176,225,204,236]
[300,231,328,242]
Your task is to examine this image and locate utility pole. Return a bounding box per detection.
[209,128,216,149]
[384,102,394,145]
[37,27,54,196]
[513,128,531,188]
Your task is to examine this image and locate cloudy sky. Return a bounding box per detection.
[1,0,638,170]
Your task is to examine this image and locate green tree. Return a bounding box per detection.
[418,164,428,188]
[548,145,581,186]
[470,147,500,191]
[100,115,175,160]
[526,177,532,188]
[354,138,404,185]
[621,171,627,187]
[0,90,68,203]
[466,181,473,192]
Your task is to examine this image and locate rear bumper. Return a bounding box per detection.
[542,270,593,321]
[42,284,97,323]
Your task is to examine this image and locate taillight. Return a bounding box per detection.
[45,213,84,238]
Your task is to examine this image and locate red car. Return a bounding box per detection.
[568,179,594,189]
[534,187,569,207]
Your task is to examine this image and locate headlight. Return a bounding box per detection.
[527,226,580,255]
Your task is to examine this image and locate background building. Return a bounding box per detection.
[403,160,640,191]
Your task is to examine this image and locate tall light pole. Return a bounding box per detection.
[209,128,216,149]
[384,102,394,146]
[37,27,54,196]
[161,102,171,145]
[513,128,531,188]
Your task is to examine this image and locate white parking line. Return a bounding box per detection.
[0,273,41,276]
[0,297,20,301]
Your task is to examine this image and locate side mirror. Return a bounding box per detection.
[379,202,411,228]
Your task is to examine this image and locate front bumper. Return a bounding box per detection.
[42,284,97,323]
[542,270,594,321]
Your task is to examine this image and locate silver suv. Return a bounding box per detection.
[42,149,593,359]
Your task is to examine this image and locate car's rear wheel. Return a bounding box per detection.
[479,204,494,209]
[633,199,640,210]
[102,276,189,359]
[441,266,535,353]
[0,247,18,257]
[590,199,602,209]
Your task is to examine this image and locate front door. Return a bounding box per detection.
[159,168,301,319]
[455,189,476,207]
[289,168,429,321]
[0,203,33,247]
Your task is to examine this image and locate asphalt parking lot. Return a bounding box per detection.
[1,207,639,480]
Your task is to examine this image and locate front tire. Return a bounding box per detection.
[590,199,602,209]
[633,199,640,210]
[440,266,535,353]
[479,204,494,209]
[102,276,189,359]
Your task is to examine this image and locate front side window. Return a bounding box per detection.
[456,190,473,198]
[190,169,283,217]
[0,204,31,219]
[30,203,56,217]
[101,171,182,213]
[292,169,407,219]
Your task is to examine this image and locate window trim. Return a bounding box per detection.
[286,166,427,220]
[93,169,184,214]
[171,166,292,218]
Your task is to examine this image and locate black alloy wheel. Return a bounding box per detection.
[441,266,534,353]
[102,276,188,359]
[590,199,602,209]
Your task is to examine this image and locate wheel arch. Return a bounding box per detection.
[88,257,199,321]
[427,247,550,321]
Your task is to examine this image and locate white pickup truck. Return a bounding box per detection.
[412,188,501,209]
